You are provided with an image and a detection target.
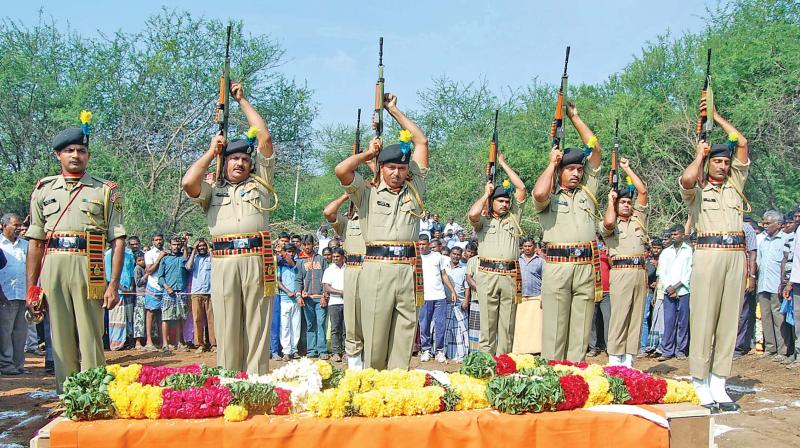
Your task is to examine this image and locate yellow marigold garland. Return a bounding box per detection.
[315,360,333,381]
[507,354,538,370]
[224,405,249,422]
[663,379,700,404]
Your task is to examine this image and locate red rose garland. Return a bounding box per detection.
[548,360,589,369]
[203,376,221,388]
[556,375,589,411]
[160,386,233,419]
[602,366,667,404]
[273,387,292,415]
[139,364,202,386]
[493,354,517,375]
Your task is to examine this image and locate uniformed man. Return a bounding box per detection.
[323,193,368,369]
[679,100,749,412]
[532,101,602,362]
[25,114,126,392]
[182,82,277,374]
[467,151,526,355]
[334,93,428,370]
[599,158,648,367]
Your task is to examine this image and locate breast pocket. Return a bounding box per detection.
[400,199,420,219]
[79,200,106,228]
[372,203,393,227]
[208,194,233,223]
[42,201,61,231]
[242,188,265,215]
[550,199,570,214]
[346,223,363,238]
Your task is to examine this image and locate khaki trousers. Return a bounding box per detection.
[476,271,517,355]
[358,261,417,370]
[541,263,595,362]
[210,255,271,374]
[689,249,745,378]
[42,253,105,393]
[190,294,216,347]
[343,266,363,357]
[512,296,542,354]
[607,269,648,356]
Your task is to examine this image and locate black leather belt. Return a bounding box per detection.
[611,256,646,269]
[545,244,594,262]
[346,254,364,264]
[48,236,87,250]
[212,237,263,251]
[479,259,518,272]
[365,245,416,259]
[696,233,745,248]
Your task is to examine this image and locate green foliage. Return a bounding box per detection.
[160,373,210,390]
[225,381,277,414]
[458,351,497,379]
[60,367,116,421]
[485,370,563,414]
[604,374,632,404]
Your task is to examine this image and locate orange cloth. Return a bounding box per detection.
[51,408,668,448]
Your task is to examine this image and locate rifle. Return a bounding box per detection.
[609,118,619,192]
[214,25,233,186]
[485,110,499,215]
[348,109,361,216]
[373,37,385,138]
[696,48,713,143]
[550,46,571,149]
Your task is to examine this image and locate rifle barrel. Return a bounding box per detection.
[563,46,571,75]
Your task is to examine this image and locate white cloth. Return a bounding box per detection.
[420,219,433,238]
[756,232,766,249]
[0,235,27,300]
[317,237,332,255]
[789,228,800,284]
[657,243,693,296]
[280,301,301,355]
[421,251,448,301]
[444,222,463,236]
[144,247,163,292]
[322,263,345,306]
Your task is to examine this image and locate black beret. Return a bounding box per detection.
[491,185,511,200]
[224,139,254,157]
[559,147,585,167]
[709,143,732,159]
[52,127,88,152]
[377,144,410,165]
[617,187,634,199]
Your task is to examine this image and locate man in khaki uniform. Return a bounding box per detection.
[26,122,126,392]
[468,152,526,355]
[679,101,749,413]
[335,93,428,370]
[599,158,648,367]
[532,102,602,362]
[182,82,277,374]
[323,193,368,370]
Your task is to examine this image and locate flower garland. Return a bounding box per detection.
[160,386,233,419]
[138,364,202,386]
[603,366,667,405]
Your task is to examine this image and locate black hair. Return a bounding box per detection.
[418,234,430,241]
[128,236,140,243]
[279,232,290,239]
[466,242,478,252]
[301,234,316,244]
[670,224,685,234]
[322,247,332,255]
[283,243,297,253]
[290,234,301,241]
[333,248,346,256]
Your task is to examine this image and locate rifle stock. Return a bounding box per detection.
[550,46,570,149]
[214,25,233,186]
[348,109,362,216]
[610,118,619,192]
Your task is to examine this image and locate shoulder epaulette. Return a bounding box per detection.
[91,175,117,190]
[34,176,59,190]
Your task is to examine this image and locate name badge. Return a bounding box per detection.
[377,201,390,208]
[43,198,56,206]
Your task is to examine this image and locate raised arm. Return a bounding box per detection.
[619,158,647,207]
[182,135,223,198]
[498,151,527,203]
[603,190,618,232]
[384,93,428,169]
[335,137,381,186]
[713,107,748,164]
[323,193,349,224]
[469,182,493,225]
[532,146,561,204]
[680,141,707,190]
[231,82,273,158]
[566,101,601,169]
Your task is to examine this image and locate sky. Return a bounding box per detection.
[6,0,719,128]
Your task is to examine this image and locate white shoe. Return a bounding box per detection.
[435,351,446,363]
[347,353,364,371]
[607,354,624,366]
[623,354,634,368]
[692,377,714,406]
[709,373,733,403]
[420,351,432,362]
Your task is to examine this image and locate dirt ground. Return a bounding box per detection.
[1,350,798,447]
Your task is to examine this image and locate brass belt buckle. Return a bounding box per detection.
[389,246,403,256]
[573,247,583,257]
[723,235,734,244]
[233,238,251,249]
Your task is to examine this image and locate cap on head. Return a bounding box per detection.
[617,188,634,200]
[377,143,410,165]
[709,143,732,159]
[52,127,88,152]
[224,139,254,158]
[559,147,585,167]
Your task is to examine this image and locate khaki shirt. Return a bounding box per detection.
[27,173,126,242]
[680,157,749,233]
[191,152,276,236]
[600,204,648,258]
[474,200,525,260]
[535,162,601,244]
[466,256,479,278]
[332,213,367,255]
[343,161,428,243]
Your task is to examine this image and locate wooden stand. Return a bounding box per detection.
[30,417,68,448]
[652,403,713,448]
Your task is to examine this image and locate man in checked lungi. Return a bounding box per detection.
[468,151,527,355]
[182,82,278,374]
[334,93,428,370]
[599,158,648,367]
[532,101,602,363]
[679,100,750,413]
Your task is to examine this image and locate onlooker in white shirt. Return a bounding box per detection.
[443,217,463,236]
[0,213,30,375]
[418,235,456,363]
[656,225,693,361]
[322,248,346,361]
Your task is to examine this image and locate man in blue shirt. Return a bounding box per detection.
[156,236,189,353]
[514,238,544,354]
[757,210,791,362]
[104,240,136,350]
[186,239,214,353]
[278,244,301,360]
